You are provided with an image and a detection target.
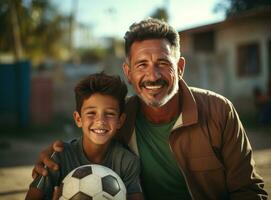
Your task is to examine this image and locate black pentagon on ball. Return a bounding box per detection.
[72,166,93,179]
[70,191,93,200]
[102,175,120,196]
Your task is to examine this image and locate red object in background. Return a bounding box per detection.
[30,74,53,125]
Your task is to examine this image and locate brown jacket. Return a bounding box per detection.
[118,79,268,200]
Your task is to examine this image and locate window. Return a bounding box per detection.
[237,43,260,77]
[193,30,215,53]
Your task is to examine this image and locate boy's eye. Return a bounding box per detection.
[86,112,95,116]
[106,112,117,117]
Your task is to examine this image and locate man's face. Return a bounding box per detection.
[73,93,125,146]
[123,39,184,107]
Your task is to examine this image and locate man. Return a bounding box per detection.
[32,18,268,199]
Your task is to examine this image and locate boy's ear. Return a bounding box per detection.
[117,113,126,129]
[73,111,82,127]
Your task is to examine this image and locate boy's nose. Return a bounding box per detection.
[95,115,106,125]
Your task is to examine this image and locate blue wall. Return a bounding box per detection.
[0,61,31,128]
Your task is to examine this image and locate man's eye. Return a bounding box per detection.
[136,63,147,69]
[158,62,169,67]
[87,112,95,116]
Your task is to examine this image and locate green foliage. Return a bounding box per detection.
[78,47,107,64]
[150,7,169,22]
[214,0,271,17]
[0,0,70,64]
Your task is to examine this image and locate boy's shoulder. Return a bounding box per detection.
[63,137,80,147]
[54,137,82,159]
[110,140,139,162]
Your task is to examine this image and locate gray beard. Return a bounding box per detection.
[140,83,179,108]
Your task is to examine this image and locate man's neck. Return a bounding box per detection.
[140,94,181,124]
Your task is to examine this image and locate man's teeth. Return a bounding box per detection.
[145,85,162,89]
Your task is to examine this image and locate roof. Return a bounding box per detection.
[179,6,271,34]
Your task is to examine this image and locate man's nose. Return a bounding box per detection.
[147,65,161,81]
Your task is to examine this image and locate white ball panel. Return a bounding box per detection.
[62,177,80,199]
[80,174,102,196]
[91,164,111,177]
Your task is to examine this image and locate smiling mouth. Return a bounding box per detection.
[90,129,108,135]
[144,85,163,90]
[141,80,167,93]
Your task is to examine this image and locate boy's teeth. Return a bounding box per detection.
[92,129,106,134]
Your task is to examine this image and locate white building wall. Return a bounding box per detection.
[216,18,271,100]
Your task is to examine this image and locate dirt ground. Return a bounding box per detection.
[0,127,270,199]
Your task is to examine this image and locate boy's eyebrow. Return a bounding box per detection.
[83,106,119,111]
[84,106,96,109]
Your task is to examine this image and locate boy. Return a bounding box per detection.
[25,72,143,200]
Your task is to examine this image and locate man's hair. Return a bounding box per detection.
[124,18,180,60]
[74,72,128,115]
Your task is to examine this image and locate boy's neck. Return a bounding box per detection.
[82,138,110,164]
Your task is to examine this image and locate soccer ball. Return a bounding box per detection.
[59,164,126,200]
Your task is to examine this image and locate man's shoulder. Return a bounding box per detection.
[188,86,235,118]
[189,86,231,106]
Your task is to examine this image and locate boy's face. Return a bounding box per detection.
[73,93,125,146]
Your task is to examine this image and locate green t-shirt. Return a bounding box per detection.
[30,137,141,199]
[136,112,191,200]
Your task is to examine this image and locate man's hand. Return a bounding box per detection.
[52,186,62,200]
[32,140,64,179]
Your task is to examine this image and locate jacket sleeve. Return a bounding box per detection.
[221,101,268,199]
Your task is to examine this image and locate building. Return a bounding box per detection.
[179,6,271,112]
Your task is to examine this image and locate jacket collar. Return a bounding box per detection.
[173,79,198,129]
[119,79,198,153]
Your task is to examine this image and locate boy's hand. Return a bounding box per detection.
[32,140,64,178]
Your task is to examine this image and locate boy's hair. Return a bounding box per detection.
[74,72,128,115]
[124,18,180,61]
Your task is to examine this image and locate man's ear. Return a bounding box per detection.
[73,111,82,128]
[117,113,126,129]
[122,63,131,84]
[177,57,185,79]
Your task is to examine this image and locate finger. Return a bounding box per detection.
[52,186,62,200]
[44,156,59,171]
[38,146,55,162]
[33,162,48,177]
[38,143,59,171]
[53,140,64,152]
[32,168,38,179]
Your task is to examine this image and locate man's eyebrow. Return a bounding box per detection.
[134,59,148,65]
[157,58,170,62]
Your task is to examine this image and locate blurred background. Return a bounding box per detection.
[0,0,271,199]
